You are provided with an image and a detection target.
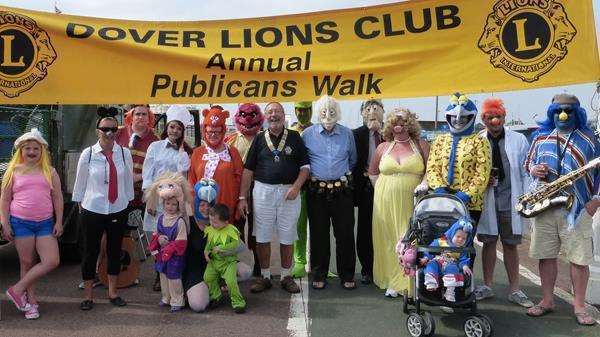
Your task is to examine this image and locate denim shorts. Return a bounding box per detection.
[10,215,54,238]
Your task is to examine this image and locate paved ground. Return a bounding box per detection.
[308,241,600,337]
[1,234,599,337]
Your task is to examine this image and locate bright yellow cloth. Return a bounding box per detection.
[372,145,424,295]
[426,133,491,211]
[225,132,253,163]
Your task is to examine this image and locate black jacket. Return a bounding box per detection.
[352,125,371,206]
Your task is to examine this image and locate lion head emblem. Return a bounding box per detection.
[478,0,576,83]
[0,12,57,98]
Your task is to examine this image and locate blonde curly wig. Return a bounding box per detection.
[381,108,421,141]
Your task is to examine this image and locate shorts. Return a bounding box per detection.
[529,207,594,266]
[252,181,300,245]
[477,210,522,245]
[10,215,54,238]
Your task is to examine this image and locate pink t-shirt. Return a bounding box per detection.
[10,173,53,221]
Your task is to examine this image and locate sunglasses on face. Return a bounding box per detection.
[98,127,118,133]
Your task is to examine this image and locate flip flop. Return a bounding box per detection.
[311,280,327,290]
[526,304,554,317]
[341,281,356,290]
[575,312,597,326]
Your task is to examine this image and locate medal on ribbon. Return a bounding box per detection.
[265,129,288,163]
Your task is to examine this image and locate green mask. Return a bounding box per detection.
[294,101,313,125]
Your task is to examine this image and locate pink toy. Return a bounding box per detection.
[396,240,417,277]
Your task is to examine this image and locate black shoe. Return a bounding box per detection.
[234,306,246,314]
[80,299,94,311]
[361,274,373,285]
[208,297,223,310]
[109,296,127,307]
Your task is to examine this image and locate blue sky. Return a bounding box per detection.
[1,0,599,128]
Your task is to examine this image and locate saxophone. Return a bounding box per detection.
[516,157,600,218]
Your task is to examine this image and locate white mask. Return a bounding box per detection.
[316,95,341,131]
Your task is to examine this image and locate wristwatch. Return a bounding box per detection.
[238,196,246,200]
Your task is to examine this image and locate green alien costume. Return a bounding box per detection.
[203,224,246,309]
[290,101,313,278]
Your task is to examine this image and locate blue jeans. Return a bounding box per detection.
[10,215,54,238]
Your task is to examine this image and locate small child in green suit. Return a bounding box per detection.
[204,203,246,313]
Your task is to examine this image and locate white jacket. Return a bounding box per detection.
[478,128,530,236]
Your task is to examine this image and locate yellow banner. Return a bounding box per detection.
[0,0,598,104]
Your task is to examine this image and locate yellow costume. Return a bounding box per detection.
[426,133,491,210]
[225,132,253,163]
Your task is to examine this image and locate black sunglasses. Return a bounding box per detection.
[98,127,118,133]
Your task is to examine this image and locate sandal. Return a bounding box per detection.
[575,312,597,326]
[311,280,327,290]
[80,299,94,311]
[341,281,357,290]
[526,304,554,317]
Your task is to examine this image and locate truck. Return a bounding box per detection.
[0,105,204,262]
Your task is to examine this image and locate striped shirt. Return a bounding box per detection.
[525,129,600,226]
[115,126,159,206]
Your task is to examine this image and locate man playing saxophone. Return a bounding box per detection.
[524,94,600,326]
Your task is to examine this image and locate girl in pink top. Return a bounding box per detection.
[0,129,63,320]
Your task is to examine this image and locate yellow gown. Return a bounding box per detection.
[372,140,424,295]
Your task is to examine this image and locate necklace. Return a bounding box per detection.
[265,129,288,162]
[394,137,411,143]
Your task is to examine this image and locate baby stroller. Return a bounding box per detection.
[398,193,493,337]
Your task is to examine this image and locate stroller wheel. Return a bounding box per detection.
[422,311,436,337]
[475,314,493,337]
[464,316,487,337]
[406,312,426,337]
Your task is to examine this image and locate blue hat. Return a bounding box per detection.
[194,179,218,220]
[445,93,478,136]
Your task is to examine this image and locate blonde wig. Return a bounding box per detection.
[1,142,53,190]
[381,108,422,142]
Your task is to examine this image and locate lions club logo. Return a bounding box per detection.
[0,11,56,98]
[478,0,576,82]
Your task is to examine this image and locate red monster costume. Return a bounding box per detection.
[224,103,264,272]
[225,103,264,162]
[189,106,244,221]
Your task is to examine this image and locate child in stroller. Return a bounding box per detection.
[421,218,473,303]
[397,193,492,337]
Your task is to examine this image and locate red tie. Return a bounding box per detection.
[103,150,118,204]
[374,131,382,147]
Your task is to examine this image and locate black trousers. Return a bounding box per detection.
[81,208,128,280]
[307,189,356,283]
[356,187,374,277]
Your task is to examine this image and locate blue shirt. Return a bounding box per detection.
[302,123,357,180]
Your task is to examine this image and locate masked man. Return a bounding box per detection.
[475,98,533,308]
[225,103,264,162]
[302,95,358,290]
[114,104,159,289]
[524,94,599,326]
[226,103,264,276]
[289,101,313,278]
[351,99,384,284]
[115,105,159,211]
[427,93,491,222]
